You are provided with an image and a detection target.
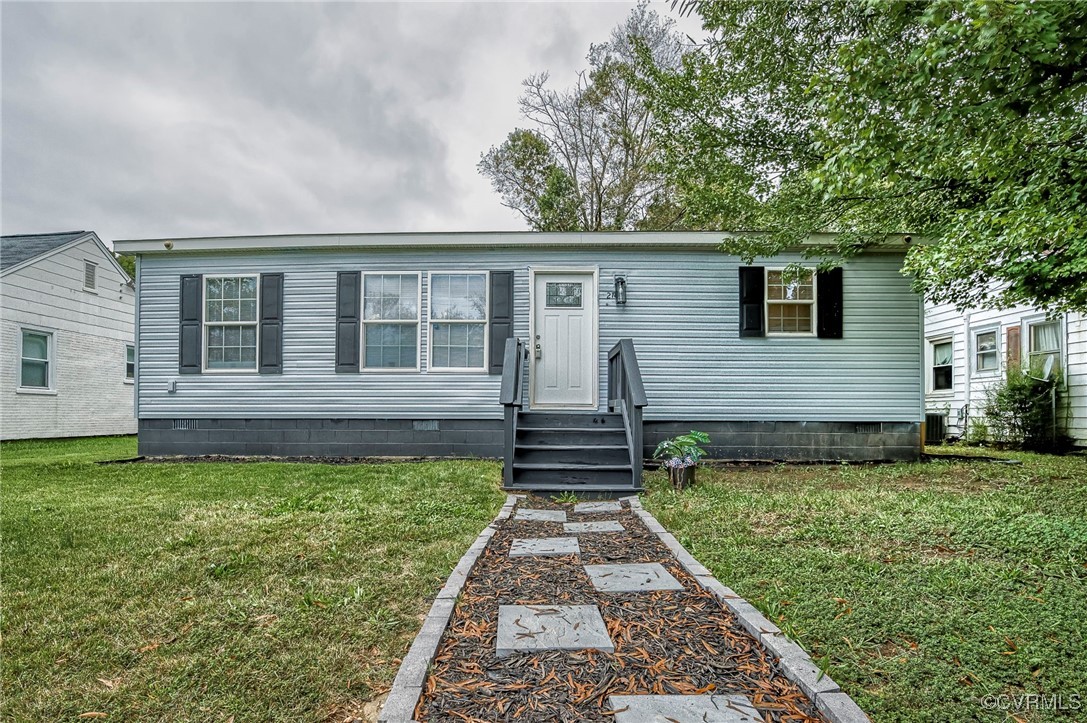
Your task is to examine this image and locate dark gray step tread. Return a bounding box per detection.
[517,426,626,433]
[505,484,641,492]
[519,412,621,417]
[515,444,629,450]
[513,463,633,471]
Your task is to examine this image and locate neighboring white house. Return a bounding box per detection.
[924,300,1086,447]
[1,230,137,440]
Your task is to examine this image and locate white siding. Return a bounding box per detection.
[924,301,1086,445]
[1,237,136,439]
[136,246,921,423]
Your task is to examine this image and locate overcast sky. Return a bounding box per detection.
[1,1,700,245]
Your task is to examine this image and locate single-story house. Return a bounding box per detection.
[924,301,1086,446]
[1,230,137,440]
[113,231,923,493]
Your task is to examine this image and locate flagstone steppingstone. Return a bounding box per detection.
[509,536,581,557]
[608,694,762,722]
[573,500,622,514]
[495,604,614,657]
[396,494,868,722]
[583,562,684,593]
[514,508,567,523]
[563,520,624,533]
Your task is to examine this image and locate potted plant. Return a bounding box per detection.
[653,430,711,490]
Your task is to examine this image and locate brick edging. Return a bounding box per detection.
[623,495,871,723]
[378,494,522,723]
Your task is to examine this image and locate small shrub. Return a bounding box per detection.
[982,369,1069,452]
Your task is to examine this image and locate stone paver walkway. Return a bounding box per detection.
[383,496,869,722]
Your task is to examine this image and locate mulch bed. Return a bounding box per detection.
[414,497,824,722]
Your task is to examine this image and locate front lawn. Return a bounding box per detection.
[1,436,504,721]
[642,452,1087,721]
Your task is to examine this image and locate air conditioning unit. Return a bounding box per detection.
[925,413,948,444]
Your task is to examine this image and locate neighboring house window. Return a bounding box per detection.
[430,272,488,369]
[204,276,258,370]
[931,339,953,391]
[1028,320,1061,376]
[765,268,815,335]
[20,329,53,389]
[974,330,998,373]
[126,345,135,381]
[362,273,419,369]
[83,260,97,291]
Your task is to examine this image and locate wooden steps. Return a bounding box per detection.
[506,412,639,494]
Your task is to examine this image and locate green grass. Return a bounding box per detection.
[1,436,504,721]
[642,453,1087,721]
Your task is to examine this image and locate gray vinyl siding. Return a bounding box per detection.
[136,248,921,422]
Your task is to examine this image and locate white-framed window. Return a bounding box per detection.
[20,328,54,390]
[362,273,420,370]
[204,276,258,371]
[765,267,816,335]
[930,337,953,392]
[125,344,135,381]
[1027,318,1061,377]
[973,328,999,374]
[428,272,488,371]
[83,260,97,292]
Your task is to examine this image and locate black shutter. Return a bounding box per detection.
[816,267,844,339]
[259,273,284,374]
[179,274,202,373]
[738,266,765,338]
[335,271,360,372]
[488,270,514,373]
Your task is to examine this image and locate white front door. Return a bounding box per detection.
[531,270,596,408]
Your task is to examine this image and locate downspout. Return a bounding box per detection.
[963,310,971,437]
[134,254,140,422]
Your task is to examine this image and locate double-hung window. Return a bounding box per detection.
[1028,319,1061,377]
[931,339,953,391]
[765,268,815,335]
[20,329,53,389]
[125,345,135,381]
[204,276,258,371]
[362,273,420,369]
[429,272,487,370]
[974,329,998,373]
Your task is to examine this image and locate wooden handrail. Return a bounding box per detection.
[607,338,648,487]
[500,337,525,488]
[608,339,647,408]
[499,337,524,406]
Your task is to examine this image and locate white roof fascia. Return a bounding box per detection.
[113,230,915,255]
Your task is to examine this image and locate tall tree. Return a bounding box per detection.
[640,0,1087,311]
[479,3,687,231]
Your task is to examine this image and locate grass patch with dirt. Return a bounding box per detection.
[1,436,504,721]
[641,452,1087,721]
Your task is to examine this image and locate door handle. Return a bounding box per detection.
[534,343,542,359]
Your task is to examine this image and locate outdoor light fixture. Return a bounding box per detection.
[614,275,628,305]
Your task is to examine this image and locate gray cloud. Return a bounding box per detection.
[1,1,697,244]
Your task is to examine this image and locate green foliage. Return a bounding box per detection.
[639,0,1087,312]
[479,3,687,231]
[982,369,1066,451]
[642,454,1087,719]
[652,430,711,466]
[0,436,504,721]
[551,491,579,505]
[115,253,136,279]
